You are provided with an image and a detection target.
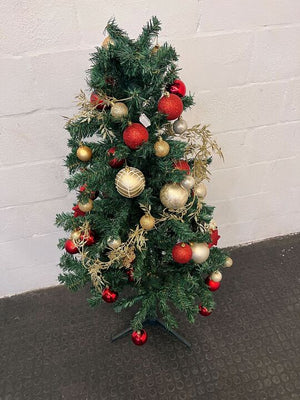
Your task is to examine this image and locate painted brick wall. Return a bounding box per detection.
[1,0,299,297]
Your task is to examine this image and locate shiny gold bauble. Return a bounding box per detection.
[210,270,222,282]
[140,214,155,231]
[78,198,93,212]
[70,229,81,240]
[115,167,145,198]
[194,182,207,198]
[110,102,128,120]
[107,237,121,249]
[160,183,189,210]
[190,242,210,264]
[224,257,233,268]
[154,138,170,157]
[76,145,92,162]
[102,36,114,49]
[181,175,195,190]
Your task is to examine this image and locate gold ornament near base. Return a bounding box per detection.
[190,242,210,264]
[140,214,155,230]
[224,257,233,268]
[102,36,114,49]
[181,175,195,191]
[70,229,81,240]
[107,237,121,249]
[110,102,128,120]
[76,145,92,162]
[210,270,222,282]
[115,167,145,198]
[194,182,207,199]
[78,198,93,212]
[160,183,189,210]
[154,137,170,157]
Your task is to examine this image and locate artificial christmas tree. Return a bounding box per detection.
[56,17,232,346]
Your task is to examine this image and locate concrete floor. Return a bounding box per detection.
[1,234,300,400]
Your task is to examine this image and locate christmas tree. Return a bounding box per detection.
[56,17,233,346]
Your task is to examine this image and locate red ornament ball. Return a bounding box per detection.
[158,93,183,120]
[80,230,95,246]
[172,242,193,264]
[173,160,190,174]
[199,305,213,316]
[168,79,186,97]
[208,229,220,248]
[107,147,125,168]
[205,277,221,292]
[65,239,79,254]
[102,287,118,303]
[90,92,105,110]
[123,123,149,150]
[131,329,148,346]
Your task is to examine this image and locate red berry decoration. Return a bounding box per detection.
[168,79,186,97]
[199,305,213,316]
[107,147,125,168]
[208,229,220,248]
[90,92,105,110]
[131,329,148,346]
[65,239,79,254]
[158,93,183,120]
[173,160,190,174]
[80,230,95,246]
[172,242,193,264]
[102,287,118,303]
[205,277,221,292]
[123,123,149,150]
[72,205,86,217]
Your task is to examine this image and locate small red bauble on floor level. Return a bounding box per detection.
[123,123,149,149]
[65,239,79,254]
[173,160,190,174]
[168,79,186,97]
[199,305,213,316]
[131,329,148,345]
[158,93,183,120]
[107,147,125,168]
[90,92,105,110]
[205,277,221,291]
[102,287,118,303]
[172,242,193,264]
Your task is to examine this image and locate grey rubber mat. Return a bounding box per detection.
[1,234,300,400]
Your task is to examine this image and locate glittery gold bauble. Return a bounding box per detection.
[181,175,195,190]
[107,237,121,249]
[110,102,128,120]
[115,167,145,198]
[78,199,93,212]
[194,182,207,198]
[102,36,114,49]
[76,145,92,162]
[70,229,81,240]
[210,270,222,282]
[224,257,233,268]
[154,138,170,157]
[173,118,188,134]
[190,242,210,264]
[160,183,189,210]
[140,214,155,231]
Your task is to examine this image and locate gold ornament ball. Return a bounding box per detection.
[181,175,195,191]
[154,138,170,157]
[70,229,81,241]
[191,242,210,264]
[151,44,160,54]
[102,36,114,49]
[107,237,121,249]
[173,118,188,134]
[140,214,155,230]
[224,257,233,268]
[78,198,93,212]
[115,167,145,198]
[210,270,222,282]
[76,145,92,162]
[160,183,189,210]
[110,102,128,120]
[194,182,207,199]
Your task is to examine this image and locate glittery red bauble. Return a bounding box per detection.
[90,92,105,110]
[157,93,183,120]
[72,205,86,218]
[172,242,193,264]
[199,305,213,316]
[173,160,190,174]
[65,239,79,254]
[123,123,149,149]
[102,288,118,303]
[168,79,186,97]
[208,229,220,248]
[205,277,221,292]
[80,230,95,246]
[107,147,125,168]
[131,329,148,346]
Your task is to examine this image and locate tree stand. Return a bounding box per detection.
[111,318,192,348]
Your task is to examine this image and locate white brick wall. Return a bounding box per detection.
[1,0,299,296]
